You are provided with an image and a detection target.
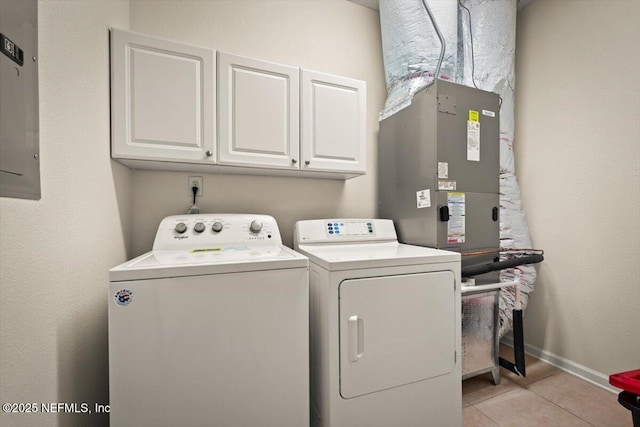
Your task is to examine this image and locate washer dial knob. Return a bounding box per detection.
[194,222,205,233]
[175,222,187,234]
[212,221,223,232]
[249,220,263,234]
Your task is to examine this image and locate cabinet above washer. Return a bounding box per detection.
[110,29,366,179]
[217,53,300,171]
[110,29,216,165]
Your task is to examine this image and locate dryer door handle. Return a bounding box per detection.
[348,315,365,362]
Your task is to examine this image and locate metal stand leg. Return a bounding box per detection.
[491,368,500,385]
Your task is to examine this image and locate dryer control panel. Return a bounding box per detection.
[153,214,282,251]
[294,219,398,247]
[325,220,375,237]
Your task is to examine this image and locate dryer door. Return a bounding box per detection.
[339,271,455,399]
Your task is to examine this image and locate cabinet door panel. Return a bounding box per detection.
[131,48,200,146]
[301,70,366,174]
[110,29,215,163]
[218,53,299,169]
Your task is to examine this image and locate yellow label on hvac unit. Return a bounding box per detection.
[468,110,479,122]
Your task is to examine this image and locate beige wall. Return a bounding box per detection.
[128,0,385,255]
[515,0,640,377]
[0,1,131,426]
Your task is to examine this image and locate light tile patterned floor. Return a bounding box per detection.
[462,345,633,426]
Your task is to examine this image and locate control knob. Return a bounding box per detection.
[249,220,263,234]
[212,221,223,232]
[175,222,187,234]
[194,222,205,233]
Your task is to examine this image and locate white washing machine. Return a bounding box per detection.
[293,219,462,427]
[109,214,309,427]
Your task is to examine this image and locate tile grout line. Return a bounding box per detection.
[470,386,598,427]
[464,386,513,406]
[517,370,561,386]
[524,379,599,427]
[471,389,513,427]
[469,400,507,427]
[463,369,559,406]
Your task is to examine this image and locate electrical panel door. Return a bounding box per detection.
[0,0,40,199]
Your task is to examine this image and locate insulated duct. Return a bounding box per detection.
[379,0,458,120]
[379,0,537,336]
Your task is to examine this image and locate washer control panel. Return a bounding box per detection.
[153,214,282,251]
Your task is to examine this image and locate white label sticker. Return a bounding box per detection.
[447,192,465,244]
[416,189,431,209]
[438,162,449,179]
[438,180,456,191]
[467,121,480,162]
[482,109,495,117]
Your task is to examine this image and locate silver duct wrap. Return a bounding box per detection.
[379,0,458,120]
[380,0,536,336]
[459,0,517,174]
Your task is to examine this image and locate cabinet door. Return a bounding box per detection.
[301,70,366,174]
[110,29,215,163]
[218,53,299,169]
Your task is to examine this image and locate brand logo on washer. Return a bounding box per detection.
[114,289,133,306]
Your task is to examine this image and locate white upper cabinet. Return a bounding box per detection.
[218,53,299,169]
[110,29,366,178]
[301,70,366,174]
[110,29,216,164]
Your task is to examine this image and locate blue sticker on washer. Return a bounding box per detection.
[114,289,133,306]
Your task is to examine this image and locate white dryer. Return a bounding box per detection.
[293,219,462,427]
[109,214,309,427]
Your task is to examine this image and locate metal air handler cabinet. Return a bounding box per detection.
[379,80,500,283]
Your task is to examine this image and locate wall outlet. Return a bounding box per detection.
[188,176,203,197]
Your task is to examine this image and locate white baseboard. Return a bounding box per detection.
[500,337,620,394]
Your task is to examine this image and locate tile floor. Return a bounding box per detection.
[462,345,633,426]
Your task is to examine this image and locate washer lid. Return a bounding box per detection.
[109,245,307,282]
[296,242,460,271]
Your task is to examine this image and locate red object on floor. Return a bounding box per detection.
[610,369,640,395]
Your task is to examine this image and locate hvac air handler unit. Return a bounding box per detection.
[379,79,501,283]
